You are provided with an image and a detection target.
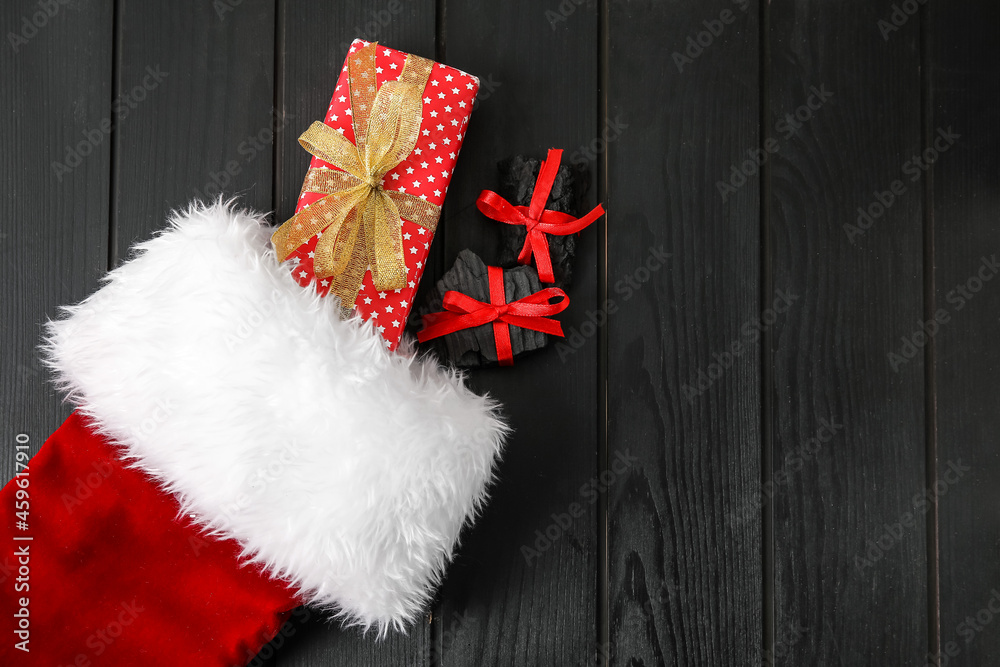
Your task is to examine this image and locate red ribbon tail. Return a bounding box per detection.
[476,190,527,226]
[531,231,555,283]
[418,291,496,342]
[517,235,533,266]
[502,315,565,337]
[526,149,563,221]
[493,321,513,366]
[575,203,606,230]
[488,266,513,366]
[417,313,467,342]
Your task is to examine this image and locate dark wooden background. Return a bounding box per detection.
[2,0,998,665]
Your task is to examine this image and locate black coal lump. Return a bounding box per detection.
[421,249,552,367]
[494,154,589,288]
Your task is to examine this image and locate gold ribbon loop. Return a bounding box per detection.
[298,122,367,180]
[272,42,441,308]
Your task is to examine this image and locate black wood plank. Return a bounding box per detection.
[111,2,282,664]
[113,0,277,259]
[273,1,435,665]
[606,1,762,665]
[768,1,927,663]
[431,1,600,665]
[929,2,1000,665]
[0,1,111,476]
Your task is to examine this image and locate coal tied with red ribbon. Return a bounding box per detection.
[417,148,605,366]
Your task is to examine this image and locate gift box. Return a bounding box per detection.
[273,39,480,349]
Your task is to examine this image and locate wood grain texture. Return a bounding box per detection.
[110,2,283,664]
[929,2,1000,664]
[113,0,277,258]
[274,0,436,224]
[768,1,927,663]
[605,0,761,665]
[7,1,1000,664]
[430,1,600,665]
[0,0,111,478]
[272,1,435,664]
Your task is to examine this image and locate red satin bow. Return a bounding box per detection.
[476,148,605,283]
[418,266,569,366]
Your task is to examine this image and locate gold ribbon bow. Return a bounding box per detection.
[272,42,441,308]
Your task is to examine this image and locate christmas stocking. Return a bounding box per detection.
[0,202,506,665]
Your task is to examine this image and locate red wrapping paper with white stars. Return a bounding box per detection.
[284,39,479,349]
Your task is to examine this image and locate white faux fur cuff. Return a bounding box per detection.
[44,201,507,632]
